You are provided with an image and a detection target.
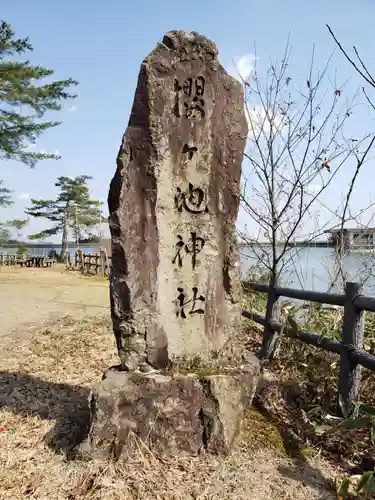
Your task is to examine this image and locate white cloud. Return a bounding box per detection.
[17,192,30,200]
[246,104,285,137]
[67,105,77,113]
[305,184,323,196]
[229,54,257,83]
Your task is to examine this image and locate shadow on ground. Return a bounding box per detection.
[0,370,336,497]
[0,371,91,454]
[252,393,336,495]
[274,422,336,494]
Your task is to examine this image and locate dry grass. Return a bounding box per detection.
[242,289,375,477]
[0,314,339,499]
[0,268,339,499]
[0,266,109,343]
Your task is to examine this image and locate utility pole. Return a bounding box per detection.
[99,208,102,241]
[75,204,80,250]
[64,206,69,263]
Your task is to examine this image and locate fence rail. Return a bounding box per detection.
[63,251,375,414]
[242,280,375,416]
[246,282,375,313]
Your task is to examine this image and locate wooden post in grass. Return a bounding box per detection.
[259,278,280,360]
[78,249,83,271]
[95,253,99,274]
[338,281,365,416]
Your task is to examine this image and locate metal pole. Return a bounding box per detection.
[99,208,102,241]
[75,204,80,250]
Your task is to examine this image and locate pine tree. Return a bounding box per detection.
[0,180,13,245]
[26,175,103,259]
[0,180,12,206]
[0,21,78,247]
[0,226,10,246]
[0,21,78,166]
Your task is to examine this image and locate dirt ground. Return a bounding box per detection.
[0,267,339,499]
[0,265,109,349]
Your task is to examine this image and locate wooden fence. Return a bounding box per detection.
[0,253,55,268]
[0,253,19,266]
[62,248,375,414]
[66,249,111,276]
[242,281,375,415]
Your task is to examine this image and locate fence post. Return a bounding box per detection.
[104,248,110,277]
[76,248,82,270]
[259,279,280,360]
[338,281,365,417]
[65,251,70,269]
[100,248,104,276]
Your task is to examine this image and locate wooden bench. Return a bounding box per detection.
[19,258,33,268]
[17,256,55,268]
[19,256,46,268]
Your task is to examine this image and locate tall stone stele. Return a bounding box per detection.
[108,30,248,372]
[84,31,259,459]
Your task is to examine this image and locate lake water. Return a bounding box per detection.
[240,246,375,295]
[2,244,375,296]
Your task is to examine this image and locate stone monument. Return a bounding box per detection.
[108,30,247,372]
[85,31,260,458]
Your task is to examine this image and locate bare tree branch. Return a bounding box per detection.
[326,25,375,88]
[239,42,374,292]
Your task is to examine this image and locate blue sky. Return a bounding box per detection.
[2,0,375,241]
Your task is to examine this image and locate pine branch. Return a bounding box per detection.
[0,180,12,206]
[0,20,78,166]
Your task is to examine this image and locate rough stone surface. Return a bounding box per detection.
[108,30,248,371]
[85,356,260,458]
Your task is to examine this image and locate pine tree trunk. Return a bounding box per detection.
[60,213,69,262]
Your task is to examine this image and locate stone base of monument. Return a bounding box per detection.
[82,355,260,458]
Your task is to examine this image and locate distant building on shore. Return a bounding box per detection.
[325,228,375,251]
